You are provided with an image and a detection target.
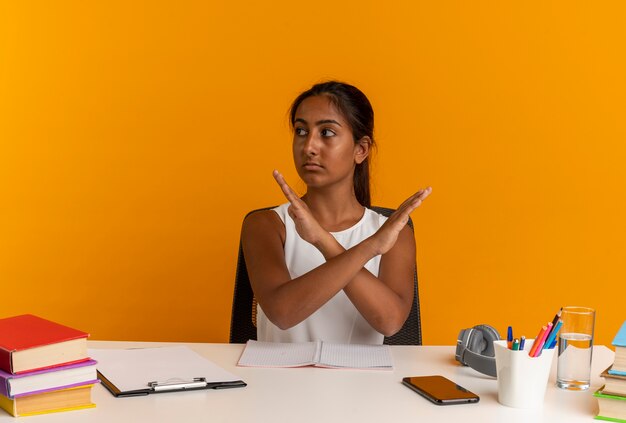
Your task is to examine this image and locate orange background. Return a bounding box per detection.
[1,2,624,346]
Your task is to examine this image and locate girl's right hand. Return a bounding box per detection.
[370,187,432,255]
[273,170,331,248]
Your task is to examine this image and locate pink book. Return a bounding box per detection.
[0,359,98,399]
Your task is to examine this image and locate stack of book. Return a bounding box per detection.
[595,320,626,422]
[0,314,98,417]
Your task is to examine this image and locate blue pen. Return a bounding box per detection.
[519,336,526,351]
[544,319,563,349]
[507,326,513,349]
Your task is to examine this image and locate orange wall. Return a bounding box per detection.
[1,2,624,346]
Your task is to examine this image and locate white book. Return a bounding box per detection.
[0,360,98,398]
[237,340,393,370]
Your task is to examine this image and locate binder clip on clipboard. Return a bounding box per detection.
[149,377,212,392]
[148,377,246,393]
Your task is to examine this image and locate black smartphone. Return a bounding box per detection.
[402,375,480,405]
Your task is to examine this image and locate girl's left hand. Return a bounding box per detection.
[273,170,331,248]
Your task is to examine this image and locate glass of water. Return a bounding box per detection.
[556,306,595,390]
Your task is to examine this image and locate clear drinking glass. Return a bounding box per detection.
[556,306,595,390]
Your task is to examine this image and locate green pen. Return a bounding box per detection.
[512,338,520,351]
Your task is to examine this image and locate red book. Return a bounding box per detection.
[0,315,89,374]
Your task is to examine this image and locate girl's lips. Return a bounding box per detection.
[303,162,323,170]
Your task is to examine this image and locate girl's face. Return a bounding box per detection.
[292,95,369,190]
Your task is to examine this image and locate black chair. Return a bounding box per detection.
[229,206,422,345]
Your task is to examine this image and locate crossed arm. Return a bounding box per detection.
[241,171,431,336]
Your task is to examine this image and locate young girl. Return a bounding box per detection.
[242,81,431,344]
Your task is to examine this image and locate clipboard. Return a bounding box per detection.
[89,346,246,397]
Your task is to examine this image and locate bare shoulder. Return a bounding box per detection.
[242,209,285,245]
[241,209,288,285]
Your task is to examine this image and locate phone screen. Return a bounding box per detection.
[402,375,479,405]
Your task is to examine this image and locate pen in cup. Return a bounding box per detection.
[543,319,563,350]
[532,322,553,357]
[550,308,562,329]
[529,325,548,357]
[512,338,520,351]
[548,337,557,349]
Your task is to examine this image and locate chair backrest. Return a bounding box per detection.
[229,206,422,345]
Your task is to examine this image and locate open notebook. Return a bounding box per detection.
[237,340,393,370]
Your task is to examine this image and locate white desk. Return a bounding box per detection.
[1,342,613,423]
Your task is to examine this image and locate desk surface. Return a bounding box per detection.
[0,342,614,423]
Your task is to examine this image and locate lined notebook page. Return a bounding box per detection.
[317,343,393,369]
[238,341,317,367]
[237,340,393,370]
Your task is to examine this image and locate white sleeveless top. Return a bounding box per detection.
[256,203,388,344]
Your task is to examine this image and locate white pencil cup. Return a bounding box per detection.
[493,339,555,409]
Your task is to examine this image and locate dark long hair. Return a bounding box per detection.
[289,81,376,208]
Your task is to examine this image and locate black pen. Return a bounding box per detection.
[550,308,562,329]
[545,307,563,343]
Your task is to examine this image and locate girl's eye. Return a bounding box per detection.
[295,127,308,136]
[321,128,336,137]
